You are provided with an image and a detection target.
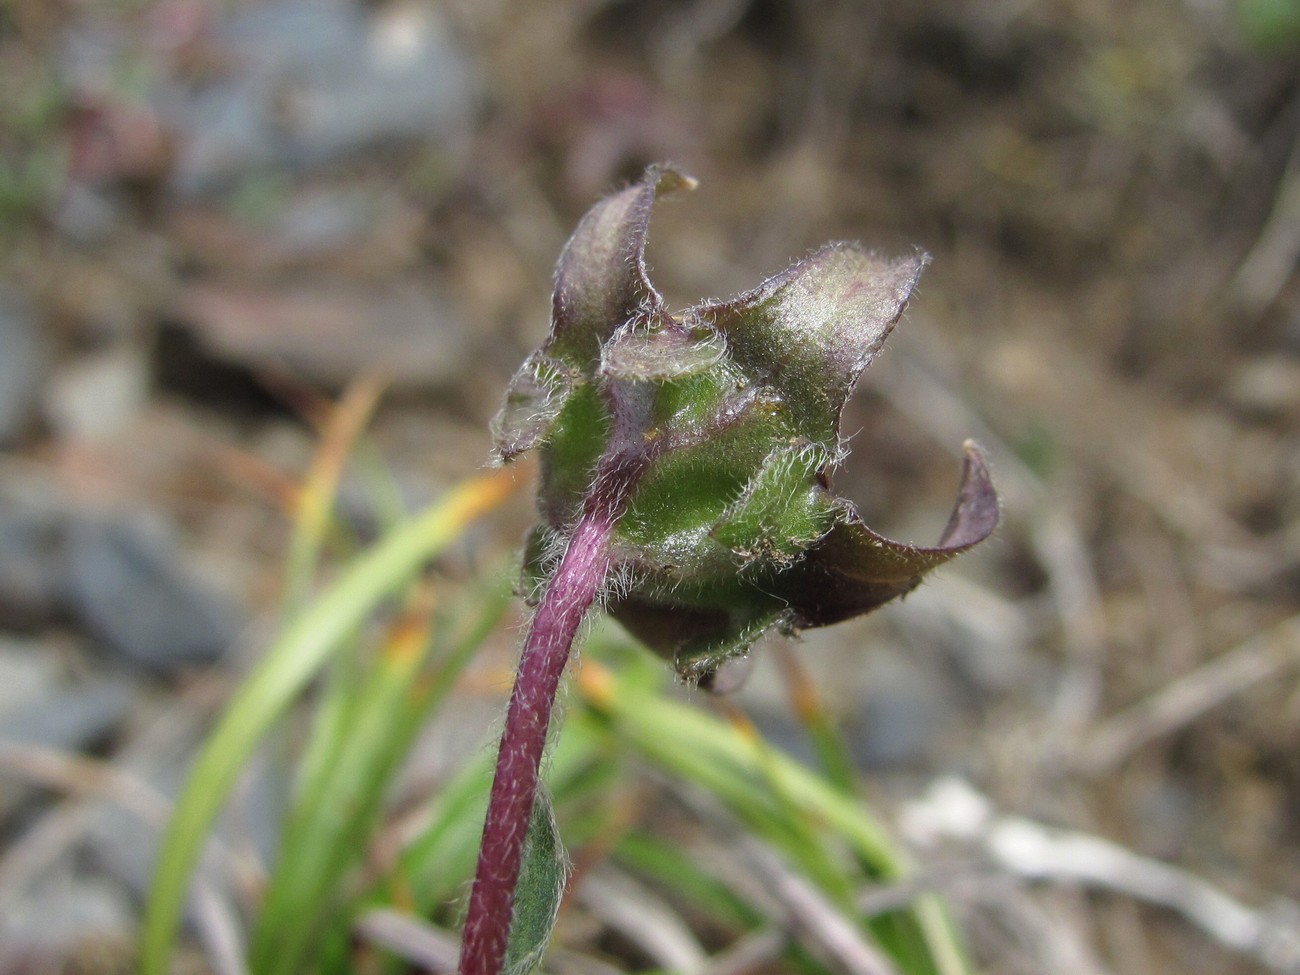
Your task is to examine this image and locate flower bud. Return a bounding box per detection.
[493,166,999,683]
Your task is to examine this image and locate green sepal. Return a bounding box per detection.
[711,442,837,564]
[537,382,611,526]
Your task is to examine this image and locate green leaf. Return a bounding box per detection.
[1238,0,1300,49]
[537,382,612,526]
[577,649,973,975]
[252,624,432,975]
[504,788,568,975]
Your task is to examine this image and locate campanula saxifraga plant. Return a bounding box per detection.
[459,165,999,975]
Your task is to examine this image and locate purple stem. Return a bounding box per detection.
[458,444,643,975]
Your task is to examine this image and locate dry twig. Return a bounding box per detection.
[575,868,709,975]
[1081,612,1300,772]
[354,908,460,973]
[903,778,1300,974]
[734,836,901,975]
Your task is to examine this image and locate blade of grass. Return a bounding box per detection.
[773,642,859,795]
[767,643,947,971]
[140,465,524,975]
[273,376,392,844]
[611,831,763,934]
[312,570,518,975]
[579,652,865,898]
[283,373,388,617]
[421,570,517,715]
[252,605,437,975]
[368,670,616,969]
[575,648,971,975]
[391,754,496,915]
[769,650,967,975]
[710,697,860,906]
[560,707,831,974]
[352,437,417,533]
[388,678,609,924]
[283,629,368,856]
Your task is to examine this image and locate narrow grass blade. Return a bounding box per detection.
[252,609,435,975]
[610,831,762,933]
[300,575,516,975]
[773,642,859,795]
[575,648,971,975]
[140,466,522,975]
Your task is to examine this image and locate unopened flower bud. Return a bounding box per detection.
[493,166,999,683]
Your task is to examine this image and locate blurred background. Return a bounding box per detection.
[1,0,1299,972]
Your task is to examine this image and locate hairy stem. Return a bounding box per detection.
[458,443,643,975]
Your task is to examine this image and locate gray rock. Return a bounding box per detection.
[84,734,285,896]
[0,471,69,629]
[729,627,951,772]
[743,709,819,770]
[66,514,242,674]
[1225,355,1300,419]
[163,0,477,195]
[1127,778,1195,861]
[42,347,150,442]
[173,278,472,389]
[83,751,190,895]
[0,870,133,962]
[71,703,205,896]
[0,292,46,444]
[0,637,62,718]
[843,648,952,771]
[0,676,134,752]
[49,182,124,244]
[889,578,1036,698]
[0,643,135,814]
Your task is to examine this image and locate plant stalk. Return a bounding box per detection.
[458,442,643,975]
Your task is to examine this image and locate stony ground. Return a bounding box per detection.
[1,1,1299,973]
